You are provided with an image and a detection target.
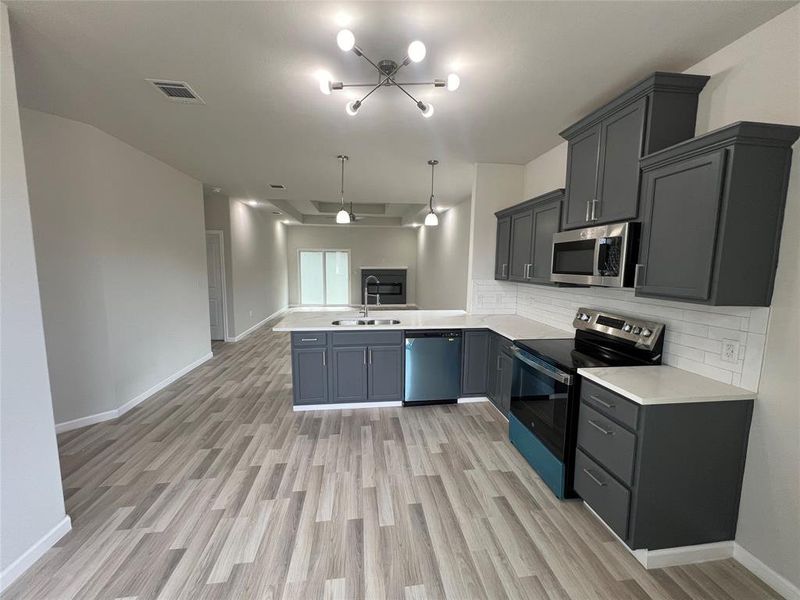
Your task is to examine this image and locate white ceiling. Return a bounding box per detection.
[7,1,795,225]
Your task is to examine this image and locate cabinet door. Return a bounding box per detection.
[495,216,512,280]
[331,346,368,403]
[509,209,534,282]
[530,199,562,284]
[486,334,500,403]
[497,352,514,417]
[292,348,328,405]
[595,98,647,224]
[462,330,490,396]
[636,150,726,302]
[563,124,601,230]
[368,346,403,402]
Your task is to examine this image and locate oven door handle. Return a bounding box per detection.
[511,347,573,385]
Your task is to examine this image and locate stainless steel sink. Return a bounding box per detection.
[330,318,401,326]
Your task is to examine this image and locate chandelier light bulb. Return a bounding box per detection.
[346,100,361,116]
[319,78,332,95]
[407,40,426,63]
[446,73,460,91]
[424,211,439,227]
[421,102,435,118]
[337,29,356,52]
[336,208,351,224]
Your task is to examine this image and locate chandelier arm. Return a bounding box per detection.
[390,80,421,104]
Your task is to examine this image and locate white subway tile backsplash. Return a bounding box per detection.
[472,279,769,392]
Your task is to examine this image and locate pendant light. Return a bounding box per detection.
[335,155,351,224]
[424,159,439,226]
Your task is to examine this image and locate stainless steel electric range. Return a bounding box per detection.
[508,308,665,499]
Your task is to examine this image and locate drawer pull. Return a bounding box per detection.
[301,338,318,342]
[583,468,607,487]
[589,394,615,409]
[588,420,614,436]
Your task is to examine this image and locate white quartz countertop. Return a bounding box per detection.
[578,365,755,406]
[273,309,570,341]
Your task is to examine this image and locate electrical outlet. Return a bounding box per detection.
[721,339,740,363]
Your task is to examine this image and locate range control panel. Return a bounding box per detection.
[573,307,665,349]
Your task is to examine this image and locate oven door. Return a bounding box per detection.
[509,347,572,460]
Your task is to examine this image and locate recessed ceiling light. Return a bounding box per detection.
[272,211,282,215]
[269,184,286,190]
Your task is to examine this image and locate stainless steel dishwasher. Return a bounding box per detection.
[403,330,462,406]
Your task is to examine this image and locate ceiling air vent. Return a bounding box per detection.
[269,184,286,190]
[147,79,205,104]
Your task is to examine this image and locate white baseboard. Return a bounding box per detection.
[458,396,490,404]
[230,307,288,342]
[583,502,800,597]
[0,515,71,593]
[55,352,213,433]
[734,544,800,600]
[294,401,402,412]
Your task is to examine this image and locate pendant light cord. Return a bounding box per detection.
[340,157,346,207]
[429,161,436,210]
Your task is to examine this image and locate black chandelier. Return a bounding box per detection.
[319,29,460,118]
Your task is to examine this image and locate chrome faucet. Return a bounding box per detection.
[361,275,380,317]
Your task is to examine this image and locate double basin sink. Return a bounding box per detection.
[331,318,401,326]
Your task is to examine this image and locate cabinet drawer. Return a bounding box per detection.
[575,450,630,540]
[581,379,639,431]
[332,331,403,346]
[291,332,328,347]
[578,403,637,486]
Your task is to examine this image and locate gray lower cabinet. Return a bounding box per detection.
[291,347,328,405]
[330,346,368,403]
[291,330,403,405]
[494,216,511,280]
[486,333,514,416]
[495,189,564,286]
[560,72,709,230]
[461,330,490,396]
[576,378,754,550]
[367,345,403,402]
[636,121,800,306]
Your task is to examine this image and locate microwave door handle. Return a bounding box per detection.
[593,237,602,279]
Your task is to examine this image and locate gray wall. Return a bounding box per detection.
[21,108,211,427]
[286,225,418,306]
[416,200,471,309]
[0,3,67,584]
[228,200,288,337]
[203,190,236,337]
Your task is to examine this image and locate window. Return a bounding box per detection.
[299,250,350,305]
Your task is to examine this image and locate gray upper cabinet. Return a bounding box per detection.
[637,122,800,306]
[292,347,328,405]
[494,216,511,280]
[331,346,368,403]
[560,72,709,230]
[508,209,534,282]
[496,189,564,286]
[462,330,490,396]
[368,345,403,402]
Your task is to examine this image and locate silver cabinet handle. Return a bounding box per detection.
[585,199,591,222]
[591,198,598,221]
[583,468,607,487]
[588,420,614,436]
[369,348,372,365]
[589,394,614,409]
[634,264,645,288]
[497,355,502,371]
[502,263,508,277]
[363,349,367,365]
[322,350,326,367]
[301,338,318,342]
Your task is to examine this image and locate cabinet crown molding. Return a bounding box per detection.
[559,72,710,141]
[495,188,565,218]
[640,121,800,170]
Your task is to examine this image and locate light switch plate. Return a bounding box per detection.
[721,339,740,363]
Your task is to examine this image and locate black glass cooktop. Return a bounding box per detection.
[514,336,654,373]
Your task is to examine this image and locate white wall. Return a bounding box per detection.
[20,108,212,428]
[286,225,418,306]
[0,3,69,589]
[415,200,471,309]
[229,200,288,336]
[471,6,800,591]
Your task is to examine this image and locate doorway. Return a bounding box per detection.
[205,230,228,341]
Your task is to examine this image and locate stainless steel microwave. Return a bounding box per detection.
[550,221,639,287]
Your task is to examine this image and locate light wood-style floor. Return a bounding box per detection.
[3,324,781,600]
